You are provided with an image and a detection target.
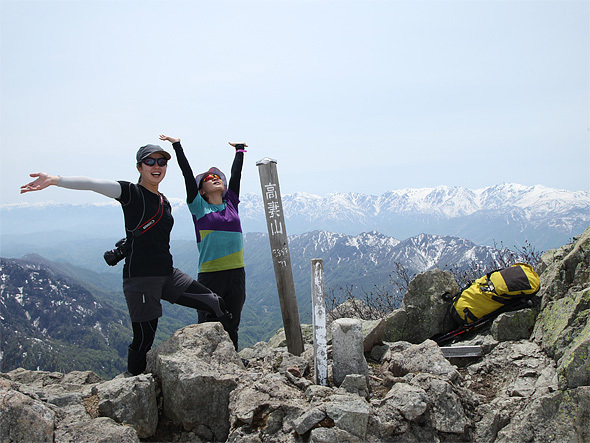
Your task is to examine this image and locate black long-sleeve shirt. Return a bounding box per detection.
[172,141,243,204]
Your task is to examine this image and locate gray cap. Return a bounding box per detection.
[136,144,171,163]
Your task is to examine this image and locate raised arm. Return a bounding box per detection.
[160,135,198,204]
[228,142,247,197]
[20,173,121,199]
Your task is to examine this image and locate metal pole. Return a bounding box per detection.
[311,258,328,386]
[256,157,304,356]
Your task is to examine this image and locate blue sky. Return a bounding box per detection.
[1,0,588,205]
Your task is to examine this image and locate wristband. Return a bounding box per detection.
[236,149,247,153]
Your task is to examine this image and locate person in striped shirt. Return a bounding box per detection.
[160,135,247,350]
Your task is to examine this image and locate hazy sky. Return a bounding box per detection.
[1,0,588,205]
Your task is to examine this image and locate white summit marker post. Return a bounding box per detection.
[311,258,328,386]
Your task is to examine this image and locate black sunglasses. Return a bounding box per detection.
[141,157,168,167]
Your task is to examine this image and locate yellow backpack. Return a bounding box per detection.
[450,263,540,324]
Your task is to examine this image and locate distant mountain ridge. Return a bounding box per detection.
[237,229,529,343]
[2,182,588,251]
[1,229,527,374]
[0,256,129,378]
[250,183,589,249]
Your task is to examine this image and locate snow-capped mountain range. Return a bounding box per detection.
[243,182,589,220]
[2,183,588,250]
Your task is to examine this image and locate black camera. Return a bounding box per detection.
[104,238,129,266]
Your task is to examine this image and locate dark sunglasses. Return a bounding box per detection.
[203,173,220,182]
[141,157,168,167]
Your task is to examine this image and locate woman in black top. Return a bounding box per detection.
[20,143,231,375]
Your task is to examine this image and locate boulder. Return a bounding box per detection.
[382,339,460,382]
[292,407,327,435]
[534,225,590,309]
[147,322,244,442]
[384,269,458,343]
[0,379,55,443]
[340,374,369,399]
[53,416,140,443]
[494,387,590,443]
[360,318,387,353]
[228,373,308,440]
[331,318,369,386]
[532,226,590,390]
[491,308,537,341]
[94,374,158,438]
[324,393,370,440]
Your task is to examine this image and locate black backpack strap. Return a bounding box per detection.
[491,294,511,304]
[462,307,479,323]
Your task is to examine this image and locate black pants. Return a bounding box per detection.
[127,279,230,375]
[198,268,246,351]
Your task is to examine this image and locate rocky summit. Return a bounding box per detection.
[1,226,589,442]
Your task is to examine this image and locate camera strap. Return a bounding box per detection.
[131,193,166,238]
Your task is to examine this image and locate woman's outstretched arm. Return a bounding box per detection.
[160,135,199,204]
[21,173,121,199]
[228,142,247,197]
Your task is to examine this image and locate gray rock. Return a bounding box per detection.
[381,382,429,421]
[332,318,369,386]
[54,416,140,442]
[228,373,308,439]
[472,397,526,443]
[309,426,364,442]
[360,318,387,353]
[340,374,369,399]
[305,384,334,404]
[383,339,460,382]
[278,352,309,377]
[384,269,458,343]
[4,368,102,388]
[369,392,409,438]
[0,379,55,443]
[534,287,590,389]
[532,226,590,390]
[411,373,470,435]
[369,343,390,362]
[1,368,105,428]
[491,308,537,341]
[535,225,590,309]
[495,387,590,443]
[383,308,409,343]
[292,407,326,435]
[325,394,370,440]
[267,318,384,360]
[465,340,558,400]
[95,374,158,438]
[147,322,244,442]
[457,333,499,354]
[557,327,590,390]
